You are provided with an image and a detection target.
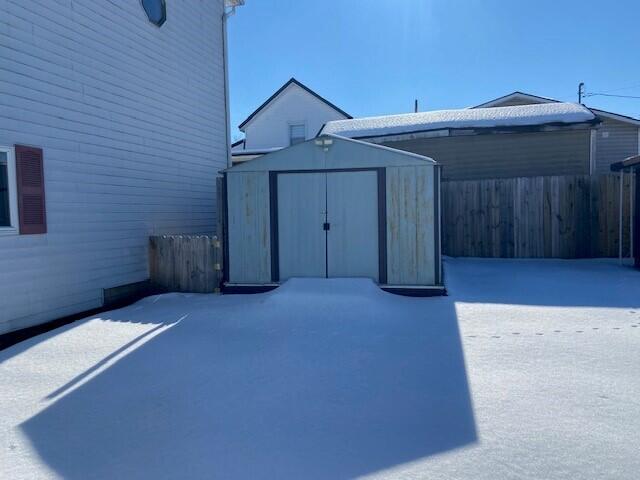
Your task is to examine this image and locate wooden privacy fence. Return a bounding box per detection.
[441,174,633,258]
[149,235,223,293]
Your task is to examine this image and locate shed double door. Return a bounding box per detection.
[277,171,380,282]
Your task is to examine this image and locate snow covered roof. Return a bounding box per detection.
[473,92,640,126]
[320,103,598,139]
[231,146,283,156]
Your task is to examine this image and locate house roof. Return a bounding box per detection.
[320,103,598,140]
[473,91,640,126]
[237,78,352,130]
[471,91,559,108]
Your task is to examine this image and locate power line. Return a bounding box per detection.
[583,92,640,99]
[594,81,640,94]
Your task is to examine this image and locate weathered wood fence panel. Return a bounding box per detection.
[442,174,632,258]
[149,235,223,293]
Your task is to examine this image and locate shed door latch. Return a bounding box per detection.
[323,222,331,231]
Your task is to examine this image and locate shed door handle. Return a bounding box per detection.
[323,222,330,231]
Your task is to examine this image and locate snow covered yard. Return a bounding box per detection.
[1,259,639,479]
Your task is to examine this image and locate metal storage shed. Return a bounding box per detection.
[221,134,443,295]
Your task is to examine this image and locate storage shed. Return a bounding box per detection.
[221,134,443,295]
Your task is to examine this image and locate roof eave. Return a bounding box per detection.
[327,119,600,142]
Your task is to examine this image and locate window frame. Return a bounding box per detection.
[289,122,306,146]
[0,146,19,236]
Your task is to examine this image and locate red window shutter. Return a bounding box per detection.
[14,145,47,235]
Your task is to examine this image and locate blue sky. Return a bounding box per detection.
[227,0,640,141]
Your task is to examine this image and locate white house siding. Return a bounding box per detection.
[0,0,227,333]
[594,118,640,174]
[242,84,349,150]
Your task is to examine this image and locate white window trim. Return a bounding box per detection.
[288,122,307,146]
[0,146,19,236]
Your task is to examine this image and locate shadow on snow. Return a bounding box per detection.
[20,279,476,479]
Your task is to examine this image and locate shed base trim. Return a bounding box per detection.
[381,285,447,297]
[222,282,447,297]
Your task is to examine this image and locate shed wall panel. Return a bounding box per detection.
[386,166,436,285]
[227,172,271,283]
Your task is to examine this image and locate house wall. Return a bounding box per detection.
[380,129,592,180]
[475,95,640,175]
[594,118,640,174]
[242,85,349,150]
[0,0,228,333]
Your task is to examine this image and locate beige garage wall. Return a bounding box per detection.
[382,129,591,180]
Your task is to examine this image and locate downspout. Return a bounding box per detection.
[222,3,239,168]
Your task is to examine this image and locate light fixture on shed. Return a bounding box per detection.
[315,137,333,151]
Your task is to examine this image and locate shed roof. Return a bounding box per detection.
[610,155,640,171]
[224,134,435,173]
[320,103,597,140]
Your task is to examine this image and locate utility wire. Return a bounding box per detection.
[583,92,640,99]
[594,81,640,94]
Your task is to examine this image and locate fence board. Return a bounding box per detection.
[149,235,222,293]
[442,174,631,258]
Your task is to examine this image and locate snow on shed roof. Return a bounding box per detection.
[320,102,597,139]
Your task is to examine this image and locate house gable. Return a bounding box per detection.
[238,78,351,131]
[472,92,558,108]
[238,79,351,151]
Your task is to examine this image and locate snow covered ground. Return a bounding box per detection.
[1,258,639,479]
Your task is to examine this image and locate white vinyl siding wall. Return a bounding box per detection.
[241,83,349,150]
[0,0,227,333]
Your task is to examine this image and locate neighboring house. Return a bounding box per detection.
[321,103,600,180]
[0,1,234,334]
[232,78,351,163]
[473,92,640,174]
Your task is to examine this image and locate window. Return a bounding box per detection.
[141,0,166,27]
[0,147,19,234]
[289,123,306,146]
